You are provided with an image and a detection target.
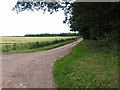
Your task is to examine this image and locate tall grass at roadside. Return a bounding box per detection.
[53,40,118,88]
[1,38,78,52]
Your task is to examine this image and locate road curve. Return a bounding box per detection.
[2,38,83,88]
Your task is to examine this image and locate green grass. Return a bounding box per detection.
[2,39,77,53]
[1,36,78,52]
[53,40,118,88]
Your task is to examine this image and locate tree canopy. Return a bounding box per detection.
[70,2,119,40]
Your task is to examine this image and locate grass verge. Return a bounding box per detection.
[3,39,77,53]
[53,40,118,88]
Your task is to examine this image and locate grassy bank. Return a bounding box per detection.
[53,40,118,88]
[1,36,78,52]
[3,39,77,53]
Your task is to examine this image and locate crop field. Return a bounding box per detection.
[0,36,77,43]
[0,36,78,52]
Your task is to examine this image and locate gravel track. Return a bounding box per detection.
[2,39,82,88]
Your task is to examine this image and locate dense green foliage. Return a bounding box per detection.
[70,2,119,40]
[53,40,118,88]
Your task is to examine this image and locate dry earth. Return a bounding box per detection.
[2,38,83,88]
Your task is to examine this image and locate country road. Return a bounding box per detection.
[2,38,83,88]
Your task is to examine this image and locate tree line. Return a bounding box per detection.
[24,33,79,37]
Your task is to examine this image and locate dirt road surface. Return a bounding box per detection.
[2,39,83,88]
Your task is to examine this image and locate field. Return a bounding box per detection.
[0,36,77,43]
[53,40,118,88]
[0,36,78,52]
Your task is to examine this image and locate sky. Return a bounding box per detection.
[0,0,74,36]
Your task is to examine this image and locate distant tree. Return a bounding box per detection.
[24,33,79,37]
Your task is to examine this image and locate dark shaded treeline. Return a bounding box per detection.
[69,2,119,52]
[70,2,119,39]
[24,33,79,37]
